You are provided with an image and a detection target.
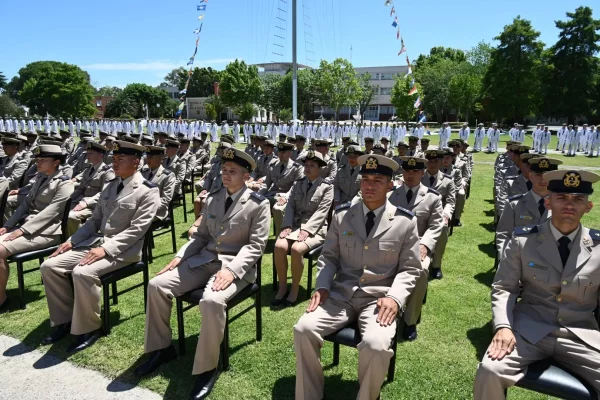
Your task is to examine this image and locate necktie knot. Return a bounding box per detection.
[350,168,355,175]
[225,196,233,213]
[307,182,313,192]
[429,175,435,187]
[406,188,413,204]
[117,181,124,194]
[558,236,571,267]
[366,211,375,236]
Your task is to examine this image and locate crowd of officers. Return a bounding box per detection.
[477,140,600,399]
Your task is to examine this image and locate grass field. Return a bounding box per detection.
[0,137,599,399]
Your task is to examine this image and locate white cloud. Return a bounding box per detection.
[83,58,235,71]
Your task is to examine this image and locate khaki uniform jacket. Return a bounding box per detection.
[422,171,456,220]
[62,138,75,154]
[141,165,176,220]
[201,160,222,193]
[493,220,600,351]
[334,164,361,203]
[442,165,462,195]
[176,187,270,284]
[252,153,277,181]
[453,158,470,187]
[497,174,530,217]
[66,144,85,165]
[72,163,115,208]
[191,146,207,169]
[0,155,28,190]
[259,158,304,198]
[406,149,424,158]
[319,155,338,180]
[496,191,551,258]
[69,172,160,263]
[162,155,186,195]
[388,183,444,253]
[5,171,74,236]
[282,177,334,237]
[178,149,196,181]
[315,201,422,309]
[391,156,404,178]
[72,151,90,177]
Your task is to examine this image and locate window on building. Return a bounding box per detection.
[374,73,380,80]
[380,88,392,95]
[96,100,102,107]
[380,106,396,114]
[364,106,379,119]
[380,72,394,80]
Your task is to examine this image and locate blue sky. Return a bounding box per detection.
[0,0,591,88]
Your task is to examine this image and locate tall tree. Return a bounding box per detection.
[280,69,320,120]
[0,72,6,90]
[356,73,378,123]
[16,61,95,117]
[315,58,360,121]
[121,83,170,118]
[164,67,187,87]
[416,58,461,122]
[0,95,19,116]
[104,92,137,118]
[162,67,221,98]
[219,60,262,108]
[257,73,284,119]
[415,46,467,69]
[390,75,421,124]
[466,41,493,78]
[483,16,544,122]
[96,86,123,97]
[542,6,600,122]
[448,71,482,122]
[206,94,225,122]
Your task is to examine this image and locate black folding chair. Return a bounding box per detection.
[148,201,177,264]
[9,199,72,309]
[272,244,323,300]
[175,257,262,371]
[99,228,152,335]
[0,190,9,226]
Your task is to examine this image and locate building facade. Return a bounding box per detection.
[92,95,114,119]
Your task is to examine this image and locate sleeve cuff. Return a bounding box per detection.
[386,295,403,311]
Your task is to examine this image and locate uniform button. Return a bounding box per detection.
[217,241,221,245]
[562,280,568,285]
[364,246,368,250]
[533,276,536,280]
[558,317,563,322]
[360,278,365,282]
[557,297,563,302]
[363,265,368,269]
[220,226,223,229]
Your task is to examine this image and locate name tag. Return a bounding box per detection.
[528,262,547,270]
[519,215,533,220]
[342,231,355,236]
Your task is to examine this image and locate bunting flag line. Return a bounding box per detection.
[199,0,208,2]
[390,6,395,16]
[396,28,400,39]
[413,96,421,109]
[398,38,406,55]
[384,0,393,6]
[392,16,398,27]
[404,64,412,77]
[408,86,418,96]
[197,5,206,11]
[198,14,205,20]
[193,23,203,34]
[419,112,427,123]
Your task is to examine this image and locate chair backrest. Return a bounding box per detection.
[255,256,262,286]
[60,198,73,242]
[141,227,153,265]
[0,189,9,224]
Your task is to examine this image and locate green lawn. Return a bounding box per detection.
[0,143,599,399]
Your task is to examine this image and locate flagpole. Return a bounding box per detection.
[292,0,298,122]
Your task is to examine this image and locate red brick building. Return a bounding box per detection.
[93,96,113,118]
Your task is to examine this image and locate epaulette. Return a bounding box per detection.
[143,180,157,188]
[250,192,266,202]
[508,193,525,201]
[323,178,334,185]
[590,229,600,241]
[335,202,351,212]
[293,162,301,167]
[102,164,111,171]
[108,176,119,182]
[396,206,415,218]
[59,175,70,181]
[506,175,518,180]
[443,173,452,179]
[163,168,172,174]
[296,176,307,182]
[427,187,440,196]
[514,225,538,236]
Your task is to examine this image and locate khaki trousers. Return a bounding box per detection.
[144,260,249,375]
[474,328,600,400]
[40,248,131,335]
[294,290,396,400]
[431,224,448,269]
[403,255,430,326]
[270,197,286,237]
[455,187,466,220]
[67,208,93,238]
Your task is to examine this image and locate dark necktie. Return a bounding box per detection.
[38,176,48,187]
[89,167,95,176]
[538,198,545,216]
[280,163,285,174]
[117,181,124,194]
[307,182,313,192]
[350,167,355,176]
[429,175,435,187]
[365,211,375,236]
[148,171,154,181]
[558,236,571,267]
[406,189,413,204]
[225,196,233,213]
[526,180,532,191]
[167,157,172,167]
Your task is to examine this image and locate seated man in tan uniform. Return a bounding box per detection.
[294,154,422,400]
[474,169,600,400]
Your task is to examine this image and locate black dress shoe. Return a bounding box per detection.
[41,322,71,345]
[270,292,288,307]
[190,368,219,400]
[402,324,418,341]
[135,345,178,376]
[452,219,462,227]
[430,268,443,280]
[67,329,103,354]
[0,298,11,314]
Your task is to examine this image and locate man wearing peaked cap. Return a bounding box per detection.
[141,146,176,221]
[473,123,486,152]
[67,142,115,237]
[334,144,364,205]
[497,151,535,219]
[495,157,562,261]
[137,147,269,400]
[0,137,29,207]
[475,168,600,399]
[406,136,423,158]
[388,155,444,341]
[39,139,159,352]
[162,139,185,196]
[249,139,278,190]
[294,153,421,399]
[314,139,337,180]
[448,140,470,227]
[0,145,74,313]
[177,136,196,184]
[193,141,232,220]
[59,129,75,154]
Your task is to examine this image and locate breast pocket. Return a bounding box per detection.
[378,240,400,264]
[341,238,356,260]
[577,275,600,301]
[522,266,551,283]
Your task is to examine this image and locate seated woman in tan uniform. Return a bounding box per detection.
[0,144,74,312]
[272,151,333,306]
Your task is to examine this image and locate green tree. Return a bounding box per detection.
[235,102,256,122]
[483,16,545,122]
[0,72,6,90]
[104,92,137,118]
[0,94,19,116]
[166,99,180,118]
[121,83,170,118]
[257,74,284,118]
[205,103,217,121]
[164,67,187,87]
[278,108,292,123]
[466,41,493,78]
[206,94,225,122]
[356,73,378,123]
[219,60,262,108]
[415,46,467,69]
[415,58,461,122]
[14,61,95,117]
[390,75,421,124]
[96,86,123,97]
[541,7,600,123]
[315,58,360,121]
[164,67,223,98]
[448,72,482,122]
[280,69,320,119]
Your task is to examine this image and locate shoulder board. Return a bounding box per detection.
[506,175,518,180]
[296,177,307,182]
[59,175,70,181]
[427,187,440,196]
[108,176,119,182]
[335,202,351,212]
[143,180,157,188]
[339,164,347,169]
[102,165,111,171]
[163,169,172,174]
[443,173,452,179]
[513,225,538,236]
[590,229,600,241]
[396,206,415,218]
[323,178,334,185]
[508,193,525,201]
[250,192,266,202]
[209,187,222,195]
[293,162,301,167]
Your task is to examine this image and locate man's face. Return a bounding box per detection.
[360,174,393,202]
[422,142,430,151]
[451,145,460,156]
[166,146,178,157]
[402,169,424,187]
[317,144,329,156]
[397,147,407,156]
[146,154,163,170]
[347,154,359,167]
[263,146,274,155]
[303,160,320,180]
[546,193,592,226]
[86,149,104,165]
[2,143,19,156]
[408,141,417,150]
[529,171,548,192]
[221,161,248,189]
[180,142,190,152]
[112,154,139,177]
[426,158,442,173]
[365,141,374,150]
[279,150,291,162]
[442,155,453,167]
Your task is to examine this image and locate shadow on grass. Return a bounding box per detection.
[484,199,495,204]
[477,241,496,259]
[4,287,44,313]
[479,222,496,232]
[474,270,495,287]
[484,209,496,217]
[272,374,360,400]
[466,321,493,361]
[3,320,48,357]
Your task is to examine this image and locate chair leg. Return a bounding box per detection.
[182,194,188,223]
[222,309,230,371]
[111,282,118,305]
[272,253,277,291]
[176,299,186,355]
[333,343,340,366]
[387,339,397,383]
[256,288,262,342]
[143,264,149,310]
[102,283,111,335]
[170,219,177,254]
[306,257,313,300]
[16,261,25,310]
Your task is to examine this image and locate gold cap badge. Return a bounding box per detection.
[365,157,378,170]
[539,159,549,169]
[223,148,235,159]
[563,172,581,188]
[408,158,417,167]
[113,142,120,151]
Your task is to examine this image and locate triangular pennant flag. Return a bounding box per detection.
[398,38,406,55]
[396,28,400,39]
[392,16,398,27]
[404,65,412,77]
[413,96,421,108]
[390,6,395,16]
[384,0,392,6]
[408,86,418,95]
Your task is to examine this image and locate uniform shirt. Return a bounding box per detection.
[549,222,579,247]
